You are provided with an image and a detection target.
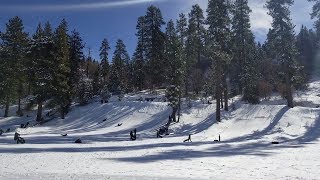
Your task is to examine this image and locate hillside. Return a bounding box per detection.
[0,80,320,179]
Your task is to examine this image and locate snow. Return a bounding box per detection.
[1,81,320,179]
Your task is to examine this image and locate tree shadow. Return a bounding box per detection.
[222,106,290,143]
[172,112,216,136]
[287,114,320,144]
[108,141,303,163]
[0,138,301,156]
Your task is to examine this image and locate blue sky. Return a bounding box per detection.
[0,0,315,61]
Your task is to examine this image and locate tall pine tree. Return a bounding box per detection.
[176,13,188,96]
[132,16,147,91]
[144,5,166,88]
[266,0,300,108]
[53,19,71,119]
[308,0,320,43]
[69,30,84,100]
[109,39,130,94]
[296,25,316,78]
[0,16,28,117]
[28,23,55,122]
[186,5,206,94]
[231,0,260,103]
[132,42,145,91]
[99,38,110,87]
[206,0,232,122]
[164,20,184,122]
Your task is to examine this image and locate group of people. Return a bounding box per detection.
[157,126,169,138]
[14,132,25,144]
[130,128,137,140]
[156,115,172,138]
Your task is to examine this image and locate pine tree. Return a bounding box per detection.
[176,13,188,96]
[164,20,184,122]
[92,62,101,95]
[77,69,93,105]
[165,20,184,88]
[28,23,55,122]
[100,84,111,103]
[125,55,134,93]
[132,16,147,91]
[44,21,53,37]
[257,41,278,99]
[144,5,166,88]
[187,5,205,65]
[76,53,99,103]
[0,35,5,114]
[136,16,147,52]
[69,30,84,99]
[296,25,315,78]
[109,39,130,94]
[0,16,28,117]
[206,0,232,122]
[185,5,206,94]
[231,0,260,103]
[308,0,320,42]
[266,0,300,108]
[132,43,145,91]
[53,19,71,119]
[99,38,110,86]
[176,13,188,120]
[176,13,188,47]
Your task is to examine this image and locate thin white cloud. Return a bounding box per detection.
[1,0,166,12]
[249,0,271,32]
[182,0,313,42]
[249,0,314,34]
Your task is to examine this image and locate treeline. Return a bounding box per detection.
[0,0,319,122]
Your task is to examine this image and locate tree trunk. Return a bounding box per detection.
[184,73,189,96]
[220,95,223,109]
[223,77,229,111]
[4,97,10,117]
[17,95,23,116]
[139,81,143,92]
[171,107,177,122]
[285,72,294,108]
[60,105,65,119]
[216,88,221,122]
[224,91,229,111]
[215,60,223,122]
[177,94,181,123]
[36,100,43,122]
[27,83,31,95]
[16,81,23,116]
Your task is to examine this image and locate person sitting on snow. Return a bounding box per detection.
[130,131,136,141]
[157,130,163,138]
[14,132,25,144]
[183,134,192,142]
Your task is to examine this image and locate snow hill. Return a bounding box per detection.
[1,81,320,179]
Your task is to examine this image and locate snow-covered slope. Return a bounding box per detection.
[0,81,320,179]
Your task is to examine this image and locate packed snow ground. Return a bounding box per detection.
[1,81,320,179]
